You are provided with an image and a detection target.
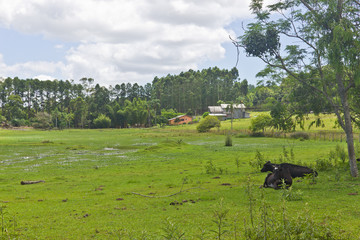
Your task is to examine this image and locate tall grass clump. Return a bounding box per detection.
[315,144,348,171]
[204,160,228,175]
[225,134,232,147]
[1,206,17,239]
[161,218,185,240]
[210,199,230,240]
[281,185,303,201]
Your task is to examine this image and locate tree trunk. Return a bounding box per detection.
[338,73,358,177]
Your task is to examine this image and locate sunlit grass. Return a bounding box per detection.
[0,124,359,238]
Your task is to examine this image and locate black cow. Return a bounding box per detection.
[261,161,318,178]
[263,166,292,189]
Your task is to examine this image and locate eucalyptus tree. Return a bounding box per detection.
[70,96,87,128]
[149,98,161,126]
[235,0,360,177]
[120,83,127,103]
[80,77,95,98]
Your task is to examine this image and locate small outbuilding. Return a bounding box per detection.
[168,115,193,125]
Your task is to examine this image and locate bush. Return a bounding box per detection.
[335,144,347,163]
[32,112,52,129]
[11,118,27,127]
[225,135,232,146]
[315,158,333,171]
[196,116,220,133]
[250,114,272,133]
[93,114,111,128]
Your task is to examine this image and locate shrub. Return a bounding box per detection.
[32,112,52,129]
[335,144,347,163]
[282,186,303,201]
[196,116,220,133]
[189,117,199,124]
[225,135,232,146]
[249,114,272,133]
[93,114,111,128]
[315,158,333,171]
[205,160,217,174]
[11,118,27,127]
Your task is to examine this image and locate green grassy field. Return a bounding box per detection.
[1,118,360,239]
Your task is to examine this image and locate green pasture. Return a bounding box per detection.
[0,122,360,239]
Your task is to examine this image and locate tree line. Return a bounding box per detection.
[0,67,260,129]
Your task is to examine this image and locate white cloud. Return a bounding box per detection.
[55,44,64,49]
[0,53,64,80]
[0,0,255,85]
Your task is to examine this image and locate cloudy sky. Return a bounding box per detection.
[0,0,267,86]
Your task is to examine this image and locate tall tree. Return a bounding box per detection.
[4,94,24,120]
[70,96,87,128]
[235,0,360,177]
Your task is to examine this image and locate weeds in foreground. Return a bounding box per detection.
[109,177,348,239]
[204,160,228,175]
[249,150,265,171]
[281,186,303,201]
[211,198,230,240]
[235,157,240,173]
[243,177,347,240]
[0,206,17,239]
[161,218,185,240]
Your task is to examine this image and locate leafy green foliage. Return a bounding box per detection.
[93,114,111,128]
[270,102,295,132]
[249,149,265,171]
[32,112,52,129]
[282,186,303,201]
[238,0,360,176]
[4,94,25,121]
[241,24,280,57]
[202,112,210,118]
[197,116,221,133]
[249,114,272,133]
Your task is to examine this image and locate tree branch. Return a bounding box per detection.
[299,0,316,12]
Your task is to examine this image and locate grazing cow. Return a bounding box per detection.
[263,166,292,189]
[261,161,318,178]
